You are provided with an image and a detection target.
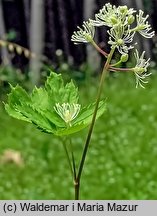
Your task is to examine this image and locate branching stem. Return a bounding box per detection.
[109,66,134,72]
[62,138,74,178]
[91,40,108,57]
[74,47,116,200]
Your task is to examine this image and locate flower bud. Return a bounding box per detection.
[133,67,145,73]
[119,6,128,14]
[128,15,135,25]
[110,16,118,25]
[120,54,129,62]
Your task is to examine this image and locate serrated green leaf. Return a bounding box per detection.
[7,84,30,106]
[5,85,32,122]
[5,103,31,122]
[5,71,106,137]
[74,100,106,125]
[31,86,50,110]
[40,109,66,128]
[45,72,64,91]
[63,80,79,103]
[15,103,56,134]
[55,122,87,136]
[45,72,64,105]
[45,72,79,105]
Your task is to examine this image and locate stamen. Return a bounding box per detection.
[54,103,81,126]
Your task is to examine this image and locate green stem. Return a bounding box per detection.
[109,66,134,72]
[69,138,77,180]
[75,47,116,200]
[91,40,108,57]
[74,180,80,200]
[63,137,78,199]
[110,60,122,67]
[62,138,74,178]
[130,26,139,32]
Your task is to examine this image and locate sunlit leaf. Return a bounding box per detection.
[5,71,106,136]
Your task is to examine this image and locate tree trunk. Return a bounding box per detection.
[45,0,57,62]
[23,0,30,40]
[57,0,70,58]
[0,0,11,65]
[84,0,101,72]
[29,0,45,86]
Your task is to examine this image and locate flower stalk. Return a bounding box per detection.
[74,47,116,199]
[70,2,154,199]
[91,40,108,57]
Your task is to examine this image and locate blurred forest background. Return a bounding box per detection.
[0,0,157,85]
[0,0,157,199]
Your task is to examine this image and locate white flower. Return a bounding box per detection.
[54,103,81,126]
[133,50,151,88]
[92,3,117,27]
[136,10,155,38]
[117,6,136,25]
[108,25,135,54]
[71,21,95,44]
[92,4,136,27]
[118,5,136,16]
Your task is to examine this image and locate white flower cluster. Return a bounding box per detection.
[108,25,135,54]
[71,21,95,44]
[93,4,136,28]
[71,3,154,51]
[133,50,151,88]
[54,103,81,126]
[136,10,155,38]
[71,3,154,88]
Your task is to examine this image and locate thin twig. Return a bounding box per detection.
[75,47,116,199]
[61,138,74,178]
[69,138,77,180]
[109,66,133,72]
[92,40,108,57]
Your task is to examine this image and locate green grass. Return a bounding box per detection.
[0,72,157,199]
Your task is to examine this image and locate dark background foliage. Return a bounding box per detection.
[0,0,156,70]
